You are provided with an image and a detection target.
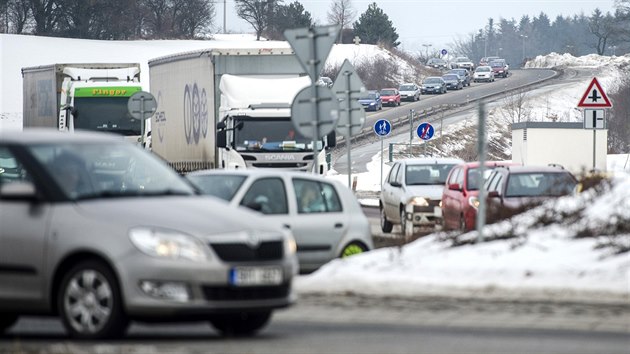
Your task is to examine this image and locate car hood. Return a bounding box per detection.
[73,196,282,237]
[399,90,417,95]
[422,83,442,87]
[358,98,377,104]
[381,95,398,100]
[403,185,444,201]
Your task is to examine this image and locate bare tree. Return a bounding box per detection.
[173,0,215,38]
[327,0,355,43]
[235,0,281,40]
[589,8,621,55]
[499,89,531,124]
[1,0,32,33]
[30,0,61,35]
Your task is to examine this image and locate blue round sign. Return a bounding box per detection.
[417,122,434,141]
[441,49,448,56]
[373,119,391,137]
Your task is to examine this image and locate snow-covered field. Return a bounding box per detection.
[1,34,629,303]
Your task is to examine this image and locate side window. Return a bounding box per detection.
[0,147,31,186]
[490,174,504,193]
[387,163,400,184]
[455,168,464,186]
[485,172,498,191]
[293,179,341,214]
[239,178,287,215]
[395,164,404,185]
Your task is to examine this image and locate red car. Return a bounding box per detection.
[441,161,519,231]
[379,88,400,107]
[489,59,509,78]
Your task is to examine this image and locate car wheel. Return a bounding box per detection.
[58,260,128,339]
[340,242,368,258]
[380,206,393,233]
[459,215,467,232]
[0,314,18,334]
[210,311,272,336]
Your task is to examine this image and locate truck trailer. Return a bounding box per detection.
[148,47,334,174]
[22,63,145,143]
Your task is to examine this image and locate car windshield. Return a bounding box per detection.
[505,172,577,197]
[360,93,377,100]
[406,164,456,185]
[443,75,459,81]
[233,117,318,152]
[30,142,195,200]
[490,61,505,67]
[399,85,415,91]
[381,89,397,96]
[424,78,442,84]
[476,67,491,72]
[186,174,246,201]
[456,58,470,62]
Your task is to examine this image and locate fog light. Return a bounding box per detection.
[140,281,190,302]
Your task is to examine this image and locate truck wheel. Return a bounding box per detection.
[0,314,18,334]
[210,311,272,336]
[380,207,393,233]
[58,260,128,339]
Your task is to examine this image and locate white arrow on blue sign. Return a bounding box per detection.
[417,122,434,140]
[374,119,391,137]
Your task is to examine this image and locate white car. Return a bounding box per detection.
[380,157,464,235]
[473,66,495,82]
[187,170,373,273]
[398,83,421,101]
[453,57,475,71]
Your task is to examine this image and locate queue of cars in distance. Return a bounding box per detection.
[0,129,298,339]
[185,169,373,274]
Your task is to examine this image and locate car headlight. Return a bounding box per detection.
[408,197,429,206]
[468,196,480,209]
[284,233,297,256]
[369,102,375,106]
[129,227,207,262]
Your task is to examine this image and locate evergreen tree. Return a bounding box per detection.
[266,1,312,40]
[352,2,399,48]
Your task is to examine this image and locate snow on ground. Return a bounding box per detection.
[1,35,628,303]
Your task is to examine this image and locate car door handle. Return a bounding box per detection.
[334,223,343,228]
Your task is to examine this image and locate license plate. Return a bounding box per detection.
[230,266,283,286]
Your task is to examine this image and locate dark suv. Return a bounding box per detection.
[483,165,578,223]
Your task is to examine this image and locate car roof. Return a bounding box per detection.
[187,168,341,183]
[459,161,521,169]
[494,165,572,174]
[380,88,397,91]
[0,128,125,145]
[397,157,465,165]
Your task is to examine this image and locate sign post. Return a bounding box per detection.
[332,59,366,188]
[374,119,392,186]
[577,77,612,171]
[285,25,341,174]
[127,91,157,147]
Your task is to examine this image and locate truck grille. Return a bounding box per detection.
[202,283,290,301]
[209,241,283,262]
[251,162,309,168]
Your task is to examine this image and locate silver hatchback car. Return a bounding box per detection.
[186,170,373,273]
[0,129,298,339]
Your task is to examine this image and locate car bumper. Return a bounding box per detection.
[117,252,297,318]
[361,104,377,111]
[422,88,441,94]
[405,204,443,227]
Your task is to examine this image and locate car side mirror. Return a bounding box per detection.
[448,183,461,191]
[245,201,263,212]
[0,181,38,201]
[216,130,227,148]
[488,191,501,198]
[390,181,401,188]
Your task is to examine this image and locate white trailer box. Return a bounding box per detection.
[512,122,608,173]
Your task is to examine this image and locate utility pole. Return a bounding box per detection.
[520,35,528,64]
[422,44,432,60]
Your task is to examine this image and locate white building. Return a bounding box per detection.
[511,122,607,173]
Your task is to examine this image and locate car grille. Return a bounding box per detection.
[202,283,290,301]
[413,199,441,213]
[209,241,283,262]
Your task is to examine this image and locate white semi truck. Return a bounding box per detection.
[148,47,335,173]
[22,63,146,143]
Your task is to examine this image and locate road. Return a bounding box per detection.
[3,294,629,353]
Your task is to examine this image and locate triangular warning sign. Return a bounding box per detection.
[577,77,612,108]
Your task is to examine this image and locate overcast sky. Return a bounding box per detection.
[218,0,618,53]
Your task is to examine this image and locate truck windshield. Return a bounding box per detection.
[233,117,321,152]
[73,97,142,136]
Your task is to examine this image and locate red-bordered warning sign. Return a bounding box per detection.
[577,77,612,108]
